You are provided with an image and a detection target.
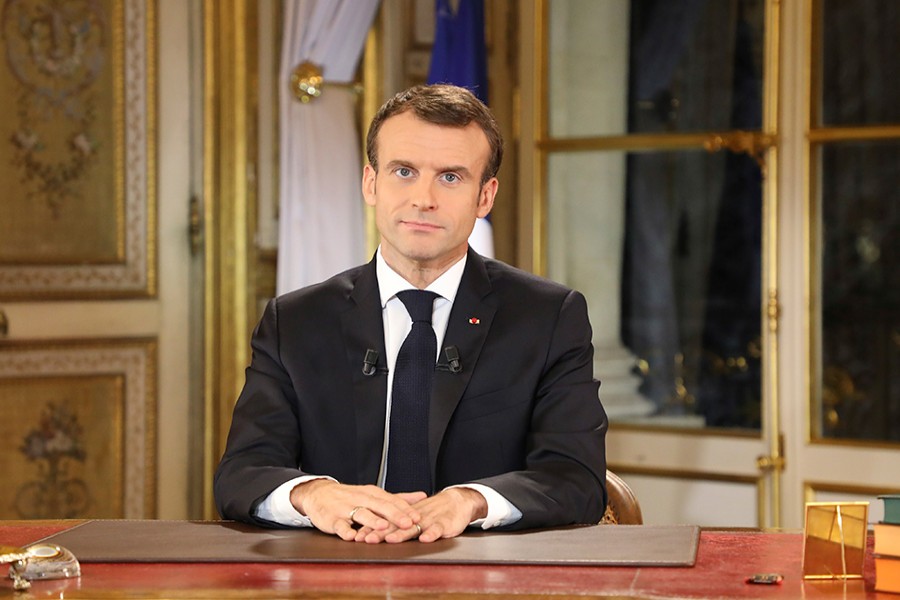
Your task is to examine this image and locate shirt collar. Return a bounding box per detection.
[376,246,467,308]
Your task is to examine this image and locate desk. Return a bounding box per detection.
[0,521,884,598]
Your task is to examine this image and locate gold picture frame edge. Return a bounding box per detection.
[801,500,869,581]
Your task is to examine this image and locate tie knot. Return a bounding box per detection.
[397,290,438,324]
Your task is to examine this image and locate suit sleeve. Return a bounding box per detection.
[213,298,310,526]
[472,289,608,529]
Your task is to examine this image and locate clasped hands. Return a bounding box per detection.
[290,479,488,543]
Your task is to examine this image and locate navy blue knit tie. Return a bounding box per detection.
[385,290,438,494]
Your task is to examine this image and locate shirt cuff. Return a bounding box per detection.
[253,475,336,527]
[448,483,523,529]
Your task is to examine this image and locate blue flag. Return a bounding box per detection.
[427,0,493,257]
[427,0,488,104]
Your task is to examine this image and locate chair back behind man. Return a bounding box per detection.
[600,470,643,525]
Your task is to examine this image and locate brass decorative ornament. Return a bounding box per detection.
[703,130,777,173]
[0,546,30,590]
[290,61,324,103]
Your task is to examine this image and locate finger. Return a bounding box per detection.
[333,519,358,542]
[354,527,386,544]
[384,524,422,544]
[360,522,404,544]
[353,526,374,542]
[363,497,421,530]
[363,528,394,544]
[418,522,443,543]
[348,506,390,531]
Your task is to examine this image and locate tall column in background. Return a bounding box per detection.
[546,0,653,418]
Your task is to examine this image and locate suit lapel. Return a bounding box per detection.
[340,259,389,485]
[429,249,496,478]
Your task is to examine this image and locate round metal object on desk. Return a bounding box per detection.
[20,544,81,580]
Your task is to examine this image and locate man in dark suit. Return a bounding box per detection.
[215,84,608,544]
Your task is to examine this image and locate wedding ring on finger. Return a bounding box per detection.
[414,523,422,538]
[348,506,363,523]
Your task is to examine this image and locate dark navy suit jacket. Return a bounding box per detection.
[214,249,608,529]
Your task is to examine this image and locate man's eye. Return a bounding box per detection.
[441,173,459,183]
[397,167,413,178]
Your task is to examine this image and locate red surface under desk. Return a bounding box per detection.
[0,521,883,599]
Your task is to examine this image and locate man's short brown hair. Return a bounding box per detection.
[365,84,504,186]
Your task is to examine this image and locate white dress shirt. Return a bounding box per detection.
[255,248,522,529]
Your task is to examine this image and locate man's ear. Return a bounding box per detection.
[476,177,498,218]
[362,164,377,207]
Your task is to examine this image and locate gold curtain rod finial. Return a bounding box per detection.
[290,61,324,103]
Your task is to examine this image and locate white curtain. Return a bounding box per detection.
[277,0,380,295]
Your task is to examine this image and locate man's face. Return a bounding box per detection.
[362,111,497,275]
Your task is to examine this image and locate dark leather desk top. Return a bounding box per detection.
[0,520,882,599]
[36,520,700,566]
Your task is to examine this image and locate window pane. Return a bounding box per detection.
[820,0,900,126]
[818,142,900,441]
[547,0,765,138]
[547,149,762,430]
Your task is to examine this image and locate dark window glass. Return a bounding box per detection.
[547,148,763,430]
[819,142,900,441]
[627,0,765,135]
[547,0,766,138]
[820,0,900,126]
[622,149,762,428]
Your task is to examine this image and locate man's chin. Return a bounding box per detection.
[398,246,460,269]
[404,251,441,266]
[383,237,466,269]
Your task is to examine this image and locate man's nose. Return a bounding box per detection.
[411,181,437,210]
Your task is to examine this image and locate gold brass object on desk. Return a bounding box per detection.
[2,543,80,591]
[802,501,869,580]
[0,546,30,591]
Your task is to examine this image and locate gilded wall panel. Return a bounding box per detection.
[0,0,156,299]
[0,338,156,518]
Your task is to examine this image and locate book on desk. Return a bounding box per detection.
[875,495,900,594]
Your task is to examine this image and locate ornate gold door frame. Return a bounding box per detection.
[200,0,259,518]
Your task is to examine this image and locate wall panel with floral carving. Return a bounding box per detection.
[0,339,156,518]
[0,0,155,299]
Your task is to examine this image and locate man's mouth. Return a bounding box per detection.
[400,220,441,232]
